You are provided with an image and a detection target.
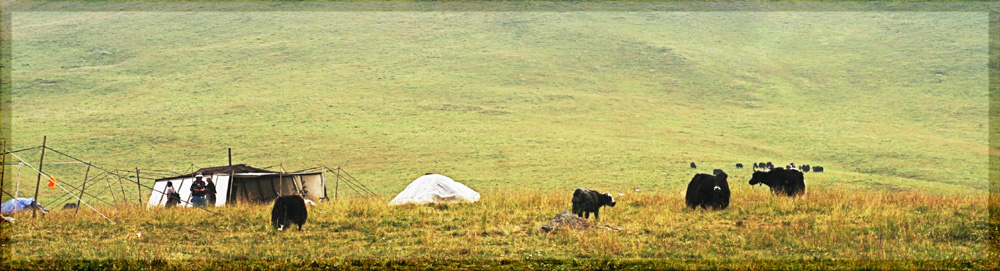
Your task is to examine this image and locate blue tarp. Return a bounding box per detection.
[1,198,49,214]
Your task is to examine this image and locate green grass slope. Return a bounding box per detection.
[4,11,989,201]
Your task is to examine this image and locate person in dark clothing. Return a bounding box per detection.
[190,173,207,207]
[205,176,217,206]
[165,181,181,208]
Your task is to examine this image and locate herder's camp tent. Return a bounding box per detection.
[147,164,327,208]
[388,174,480,205]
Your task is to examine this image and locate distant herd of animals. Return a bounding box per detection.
[691,161,823,173]
[570,161,819,222]
[684,162,812,211]
[270,161,820,230]
[684,162,815,210]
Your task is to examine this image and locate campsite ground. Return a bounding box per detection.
[1,2,997,270]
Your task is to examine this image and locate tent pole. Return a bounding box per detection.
[135,168,143,207]
[116,168,128,206]
[32,136,47,218]
[74,163,91,215]
[321,166,328,200]
[102,173,117,206]
[176,178,188,207]
[225,169,234,206]
[228,148,232,166]
[268,173,278,198]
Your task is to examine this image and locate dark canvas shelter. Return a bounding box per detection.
[147,164,327,207]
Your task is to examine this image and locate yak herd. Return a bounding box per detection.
[570,162,819,222]
[272,162,821,230]
[684,162,813,211]
[683,162,814,211]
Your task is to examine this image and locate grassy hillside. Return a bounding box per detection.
[5,11,989,199]
[1,4,994,270]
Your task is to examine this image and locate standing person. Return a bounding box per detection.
[164,181,180,208]
[205,176,217,206]
[190,173,207,207]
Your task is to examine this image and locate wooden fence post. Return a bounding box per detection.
[75,163,92,215]
[116,168,128,206]
[135,168,143,207]
[32,136,47,218]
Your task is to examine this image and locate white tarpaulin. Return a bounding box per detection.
[389,174,480,205]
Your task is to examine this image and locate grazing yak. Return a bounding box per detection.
[765,162,774,169]
[713,169,725,175]
[753,163,759,169]
[813,166,824,173]
[749,168,806,196]
[801,164,811,172]
[571,188,616,220]
[736,163,743,169]
[62,203,78,210]
[685,172,730,210]
[690,162,697,169]
[271,194,308,231]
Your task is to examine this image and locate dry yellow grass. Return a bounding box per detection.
[1,187,993,270]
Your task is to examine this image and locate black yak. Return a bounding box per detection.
[685,172,730,210]
[271,195,308,231]
[713,169,725,175]
[802,164,811,172]
[766,162,774,169]
[690,162,697,169]
[813,166,824,172]
[736,163,743,169]
[749,168,806,196]
[571,188,616,220]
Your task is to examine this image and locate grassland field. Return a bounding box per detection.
[0,2,996,270]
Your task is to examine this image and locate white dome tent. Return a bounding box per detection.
[389,174,480,205]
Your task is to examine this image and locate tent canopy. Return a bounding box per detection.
[159,164,279,179]
[148,164,326,208]
[389,174,480,205]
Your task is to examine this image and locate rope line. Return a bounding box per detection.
[0,146,42,155]
[322,165,377,197]
[5,150,115,224]
[38,146,219,215]
[322,166,364,196]
[328,166,377,196]
[50,171,116,208]
[338,167,377,195]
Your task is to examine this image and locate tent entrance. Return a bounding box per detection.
[226,174,325,204]
[229,175,288,204]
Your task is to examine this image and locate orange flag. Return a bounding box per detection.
[47,176,57,189]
